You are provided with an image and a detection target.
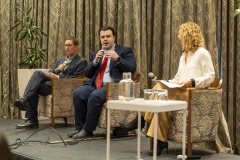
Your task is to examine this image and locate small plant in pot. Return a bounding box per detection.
[9,6,47,69]
[235,0,240,16]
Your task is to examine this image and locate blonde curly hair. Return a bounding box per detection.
[178,22,205,53]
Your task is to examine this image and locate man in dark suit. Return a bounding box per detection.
[14,37,88,129]
[68,26,136,139]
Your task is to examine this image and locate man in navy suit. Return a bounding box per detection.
[69,26,136,139]
[14,37,88,128]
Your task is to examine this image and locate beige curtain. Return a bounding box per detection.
[219,0,240,155]
[0,0,142,118]
[140,0,218,89]
[0,0,239,154]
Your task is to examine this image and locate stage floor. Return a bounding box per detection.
[0,119,239,160]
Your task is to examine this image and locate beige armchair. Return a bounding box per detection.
[38,74,141,129]
[150,78,222,155]
[38,77,87,128]
[98,73,141,129]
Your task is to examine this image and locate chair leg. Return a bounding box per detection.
[51,117,55,128]
[187,142,192,156]
[64,118,67,124]
[133,129,137,138]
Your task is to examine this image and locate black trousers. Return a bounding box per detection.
[24,71,52,119]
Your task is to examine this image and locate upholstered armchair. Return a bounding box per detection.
[38,74,141,129]
[150,78,222,155]
[98,73,141,129]
[38,77,87,128]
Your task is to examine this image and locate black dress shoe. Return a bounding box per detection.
[119,116,145,131]
[14,98,27,111]
[73,130,93,139]
[16,118,39,129]
[68,130,80,138]
[149,140,168,156]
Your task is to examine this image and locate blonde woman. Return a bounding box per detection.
[123,22,215,156]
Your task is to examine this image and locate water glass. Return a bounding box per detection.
[153,89,168,100]
[144,89,154,100]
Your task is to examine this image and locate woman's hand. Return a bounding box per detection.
[179,80,192,89]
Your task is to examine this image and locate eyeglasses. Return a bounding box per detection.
[64,44,75,47]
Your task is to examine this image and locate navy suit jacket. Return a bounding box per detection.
[84,44,136,86]
[49,54,87,78]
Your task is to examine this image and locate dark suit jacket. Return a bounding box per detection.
[49,54,87,78]
[84,44,136,86]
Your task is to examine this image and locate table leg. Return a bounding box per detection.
[153,112,158,160]
[137,111,141,160]
[182,110,187,160]
[106,109,111,160]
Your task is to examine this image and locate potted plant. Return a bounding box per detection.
[235,0,240,16]
[9,6,48,118]
[9,6,47,68]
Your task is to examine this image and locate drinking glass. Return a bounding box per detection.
[144,89,154,100]
[153,89,168,100]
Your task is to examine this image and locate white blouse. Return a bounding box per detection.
[168,47,215,88]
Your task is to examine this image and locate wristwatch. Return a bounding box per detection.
[115,57,120,63]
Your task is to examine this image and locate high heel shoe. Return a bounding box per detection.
[149,140,168,156]
[119,116,145,131]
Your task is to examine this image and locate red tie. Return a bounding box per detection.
[96,56,108,89]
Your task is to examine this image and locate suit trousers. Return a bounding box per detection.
[24,71,52,119]
[144,82,188,142]
[73,84,106,131]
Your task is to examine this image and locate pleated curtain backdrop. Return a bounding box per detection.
[218,0,240,155]
[0,0,239,155]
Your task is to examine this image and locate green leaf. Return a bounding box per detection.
[10,6,47,68]
[235,9,240,17]
[9,22,21,31]
[27,7,32,15]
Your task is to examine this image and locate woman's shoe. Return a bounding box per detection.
[149,140,168,156]
[119,116,145,131]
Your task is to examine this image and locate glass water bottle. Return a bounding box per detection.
[125,72,135,101]
[118,73,127,101]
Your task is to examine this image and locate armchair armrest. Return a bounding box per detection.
[51,78,86,118]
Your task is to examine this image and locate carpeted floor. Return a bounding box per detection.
[0,119,239,160]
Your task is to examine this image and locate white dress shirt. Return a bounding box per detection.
[168,47,215,88]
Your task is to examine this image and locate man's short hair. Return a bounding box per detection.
[65,37,79,45]
[99,26,116,37]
